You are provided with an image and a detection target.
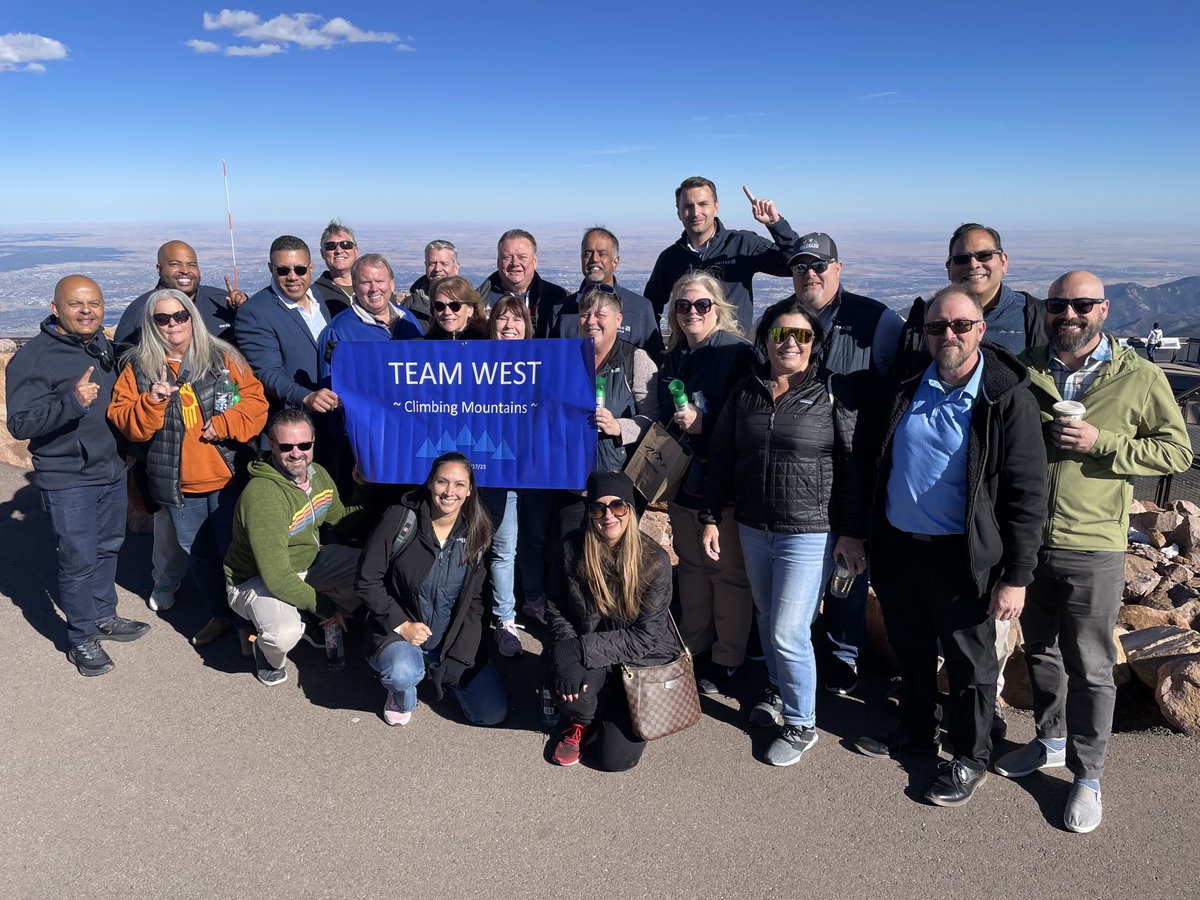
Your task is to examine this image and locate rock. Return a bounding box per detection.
[1125,569,1163,601]
[0,339,16,353]
[638,508,676,566]
[1127,544,1163,563]
[0,352,33,470]
[865,587,897,669]
[1149,528,1168,549]
[1140,584,1176,611]
[1002,637,1034,710]
[1117,604,1175,631]
[1169,582,1200,608]
[1170,516,1200,555]
[1169,599,1200,631]
[1155,657,1200,737]
[1162,562,1195,584]
[1173,499,1200,518]
[1121,625,1200,688]
[1131,509,1184,537]
[1129,499,1148,514]
[1113,629,1132,686]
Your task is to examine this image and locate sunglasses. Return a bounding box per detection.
[948,250,1002,266]
[1044,297,1103,315]
[152,310,192,327]
[275,441,314,452]
[767,326,814,345]
[923,318,982,336]
[674,298,713,315]
[790,260,833,275]
[322,240,356,251]
[434,300,466,313]
[83,339,115,371]
[273,265,309,277]
[586,498,631,519]
[584,283,617,295]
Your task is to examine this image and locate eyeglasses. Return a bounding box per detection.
[586,499,631,519]
[767,326,814,345]
[923,318,982,336]
[274,265,309,277]
[584,283,617,295]
[152,310,192,327]
[275,441,314,452]
[674,298,713,315]
[1045,297,1104,315]
[434,300,465,313]
[790,260,834,275]
[83,339,115,371]
[322,240,356,251]
[948,250,1002,266]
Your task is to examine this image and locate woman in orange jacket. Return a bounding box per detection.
[109,288,267,645]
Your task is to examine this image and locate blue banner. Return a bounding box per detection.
[333,339,596,489]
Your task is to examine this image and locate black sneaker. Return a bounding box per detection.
[749,685,783,727]
[823,659,858,696]
[252,642,288,686]
[68,638,115,676]
[95,615,151,642]
[765,724,819,766]
[697,661,742,696]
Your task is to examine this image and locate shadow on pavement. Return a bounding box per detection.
[0,470,70,650]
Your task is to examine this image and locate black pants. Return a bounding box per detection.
[872,527,998,770]
[304,541,362,612]
[557,665,646,772]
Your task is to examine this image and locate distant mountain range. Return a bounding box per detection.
[1105,276,1200,336]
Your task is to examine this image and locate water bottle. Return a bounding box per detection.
[324,622,345,672]
[829,559,856,599]
[214,369,238,412]
[595,376,606,409]
[541,685,559,728]
[668,378,689,412]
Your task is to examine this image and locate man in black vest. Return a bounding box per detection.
[476,229,568,331]
[785,233,902,695]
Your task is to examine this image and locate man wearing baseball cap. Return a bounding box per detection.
[783,233,902,695]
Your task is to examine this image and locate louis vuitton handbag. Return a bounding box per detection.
[621,611,701,741]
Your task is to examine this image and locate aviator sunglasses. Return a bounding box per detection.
[767,326,814,345]
[790,260,834,275]
[273,265,309,277]
[322,240,356,251]
[434,300,466,313]
[586,498,631,519]
[1045,297,1103,315]
[923,318,982,336]
[275,441,314,452]
[152,310,192,327]
[674,298,713,315]
[948,250,1002,266]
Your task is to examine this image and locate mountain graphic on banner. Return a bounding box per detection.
[456,426,474,446]
[416,436,440,458]
[437,431,457,452]
[474,432,496,453]
[492,440,516,461]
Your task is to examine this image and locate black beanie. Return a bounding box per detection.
[585,470,636,506]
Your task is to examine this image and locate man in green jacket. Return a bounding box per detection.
[997,270,1192,833]
[224,408,362,685]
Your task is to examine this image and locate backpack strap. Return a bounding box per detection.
[388,506,419,563]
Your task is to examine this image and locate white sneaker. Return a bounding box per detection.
[148,585,176,612]
[494,620,523,657]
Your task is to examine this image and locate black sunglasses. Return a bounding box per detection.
[767,326,813,345]
[152,310,191,327]
[322,240,355,251]
[674,298,713,315]
[790,260,834,275]
[1045,297,1103,315]
[586,499,631,519]
[434,300,465,313]
[275,441,314,452]
[83,339,115,371]
[273,265,309,277]
[584,283,617,295]
[923,318,982,336]
[948,250,1002,266]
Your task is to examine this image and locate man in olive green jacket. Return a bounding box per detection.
[996,270,1192,834]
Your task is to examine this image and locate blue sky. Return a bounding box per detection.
[2,1,1198,229]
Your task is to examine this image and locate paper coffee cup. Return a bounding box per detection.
[1053,400,1086,420]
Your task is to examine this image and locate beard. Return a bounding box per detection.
[934,340,973,372]
[1051,317,1102,354]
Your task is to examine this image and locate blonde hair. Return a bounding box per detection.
[665,270,743,353]
[580,508,644,622]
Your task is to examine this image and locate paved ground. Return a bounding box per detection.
[1,461,1197,900]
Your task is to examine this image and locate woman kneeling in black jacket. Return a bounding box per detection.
[356,451,506,727]
[547,471,677,770]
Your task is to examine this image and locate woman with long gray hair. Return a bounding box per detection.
[109,288,268,648]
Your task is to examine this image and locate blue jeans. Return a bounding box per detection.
[517,489,553,601]
[168,484,238,620]
[482,488,518,621]
[739,526,834,728]
[41,472,128,646]
[368,640,508,725]
[823,530,869,667]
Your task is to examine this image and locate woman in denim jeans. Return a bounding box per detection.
[700,297,866,767]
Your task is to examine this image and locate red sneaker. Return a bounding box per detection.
[552,722,588,766]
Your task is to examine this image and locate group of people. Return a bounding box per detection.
[6,176,1192,835]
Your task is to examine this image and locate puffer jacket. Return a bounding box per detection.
[701,367,863,537]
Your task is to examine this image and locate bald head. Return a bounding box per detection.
[156,241,201,296]
[52,275,105,339]
[1048,269,1104,300]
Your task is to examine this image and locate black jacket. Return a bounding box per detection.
[476,271,569,333]
[116,283,238,346]
[863,343,1048,593]
[546,530,677,670]
[701,367,863,537]
[403,276,434,329]
[355,492,491,682]
[311,272,353,318]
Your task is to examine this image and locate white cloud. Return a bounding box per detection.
[591,146,647,156]
[0,32,68,73]
[194,8,404,54]
[186,39,221,53]
[860,91,898,101]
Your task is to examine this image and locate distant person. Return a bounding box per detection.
[115,240,247,345]
[355,452,506,727]
[854,285,1046,807]
[643,179,802,330]
[405,240,460,329]
[1146,322,1163,361]
[476,229,569,331]
[108,288,268,648]
[6,275,149,676]
[995,272,1191,833]
[537,227,664,361]
[546,471,678,770]
[424,276,490,340]
[781,232,902,696]
[310,220,357,317]
[224,408,363,686]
